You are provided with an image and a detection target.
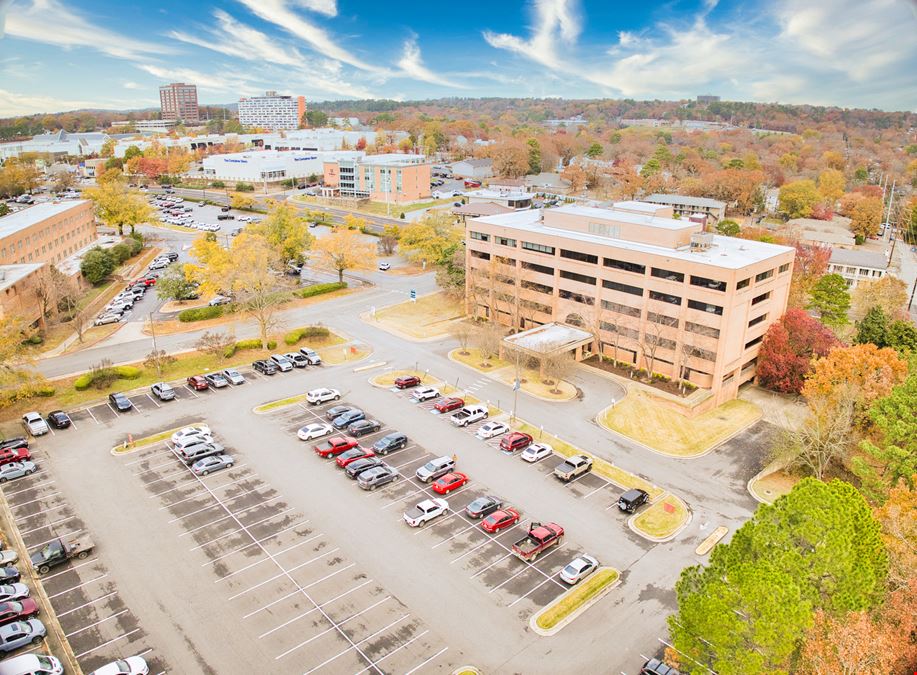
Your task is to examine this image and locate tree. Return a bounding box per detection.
[715,219,741,236]
[777,385,857,479]
[230,194,255,210]
[314,227,377,283]
[757,309,841,393]
[472,321,503,367]
[143,349,176,376]
[79,247,116,285]
[538,344,574,393]
[0,315,43,406]
[489,140,529,177]
[450,322,475,355]
[872,482,917,589]
[32,265,71,326]
[854,305,889,347]
[51,170,75,193]
[807,273,850,328]
[156,265,199,302]
[526,138,541,174]
[816,168,845,203]
[586,142,603,159]
[435,244,465,297]
[342,213,365,231]
[669,479,888,674]
[378,224,400,255]
[788,242,831,308]
[0,160,41,198]
[397,212,462,266]
[560,164,587,193]
[640,322,663,380]
[887,320,917,354]
[251,201,313,264]
[778,179,820,219]
[228,233,291,349]
[850,275,907,322]
[848,196,884,240]
[84,179,156,235]
[195,331,235,362]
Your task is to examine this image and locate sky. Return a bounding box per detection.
[0,0,915,117]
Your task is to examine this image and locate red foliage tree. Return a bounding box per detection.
[355,137,367,151]
[756,309,842,393]
[810,202,835,221]
[137,157,168,180]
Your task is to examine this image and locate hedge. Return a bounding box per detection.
[283,325,331,346]
[234,338,277,352]
[294,281,346,299]
[74,365,142,390]
[113,365,142,379]
[178,305,224,322]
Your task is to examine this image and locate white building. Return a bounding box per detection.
[238,91,305,131]
[452,158,493,179]
[133,119,179,134]
[202,150,363,183]
[464,188,534,210]
[0,131,109,161]
[827,248,888,288]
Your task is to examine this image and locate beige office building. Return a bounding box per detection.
[465,202,794,405]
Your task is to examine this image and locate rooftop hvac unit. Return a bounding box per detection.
[690,232,714,251]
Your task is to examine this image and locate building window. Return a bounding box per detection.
[748,313,767,328]
[649,290,681,306]
[604,258,645,274]
[688,299,723,315]
[600,321,640,339]
[560,249,598,264]
[685,321,720,339]
[647,312,678,327]
[651,267,684,282]
[521,241,555,255]
[470,231,489,242]
[602,300,641,317]
[745,335,763,350]
[755,269,774,282]
[737,278,750,290]
[778,263,790,273]
[742,357,758,371]
[521,261,553,276]
[520,299,551,313]
[521,280,552,294]
[658,338,677,351]
[602,280,643,296]
[689,275,727,292]
[495,256,516,266]
[470,250,490,261]
[559,270,596,285]
[496,236,516,247]
[558,289,594,305]
[693,347,717,361]
[751,291,771,305]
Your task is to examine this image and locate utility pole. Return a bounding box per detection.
[149,311,162,375]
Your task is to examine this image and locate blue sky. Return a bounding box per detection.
[0,0,915,116]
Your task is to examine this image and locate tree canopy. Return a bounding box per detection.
[757,309,840,393]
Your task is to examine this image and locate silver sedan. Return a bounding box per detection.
[191,454,234,476]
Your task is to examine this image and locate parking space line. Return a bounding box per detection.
[300,615,411,671]
[279,603,407,663]
[42,558,99,581]
[431,521,479,549]
[48,573,108,599]
[188,509,299,551]
[470,551,512,577]
[16,502,68,520]
[85,407,99,424]
[28,528,83,551]
[125,450,168,466]
[145,394,161,408]
[253,578,373,628]
[582,483,612,500]
[403,645,449,675]
[507,573,560,607]
[65,609,128,637]
[107,402,120,416]
[225,547,338,593]
[75,628,142,659]
[489,545,563,594]
[183,385,200,398]
[202,528,318,567]
[57,590,117,617]
[352,630,431,674]
[380,483,428,509]
[177,496,284,536]
[147,471,202,494]
[261,593,389,640]
[10,490,61,507]
[19,514,76,536]
[135,458,185,475]
[167,487,271,523]
[68,418,78,430]
[158,473,252,508]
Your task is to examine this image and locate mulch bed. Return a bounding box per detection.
[581,355,694,398]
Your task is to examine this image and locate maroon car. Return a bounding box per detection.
[0,446,31,467]
[500,432,533,453]
[434,397,464,414]
[394,375,421,389]
[0,599,39,626]
[186,375,209,391]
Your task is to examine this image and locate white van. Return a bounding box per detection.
[0,654,64,675]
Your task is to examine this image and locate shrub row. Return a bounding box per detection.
[294,281,346,299]
[283,325,331,346]
[178,305,225,322]
[74,365,142,391]
[223,338,278,358]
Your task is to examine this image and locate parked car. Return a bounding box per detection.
[87,655,150,675]
[314,436,359,458]
[450,404,488,427]
[0,447,30,467]
[344,456,384,479]
[252,360,278,375]
[403,498,449,527]
[269,354,294,372]
[0,552,18,568]
[0,438,27,451]
[208,295,231,306]
[520,442,553,463]
[0,568,20,584]
[482,508,521,533]
[21,413,48,437]
[177,442,224,465]
[0,619,46,652]
[191,454,234,476]
[500,432,532,453]
[0,585,30,603]
[347,419,381,437]
[475,421,509,440]
[554,454,593,482]
[222,369,245,385]
[284,352,308,368]
[357,464,399,490]
[618,488,650,513]
[378,262,391,271]
[511,522,563,561]
[0,654,63,675]
[297,423,333,441]
[171,425,211,445]
[298,348,321,365]
[333,409,365,429]
[335,447,375,468]
[372,432,408,455]
[415,456,455,483]
[186,375,209,391]
[433,397,464,413]
[94,313,121,326]
[394,375,421,389]
[203,373,229,388]
[306,388,339,404]
[108,393,132,412]
[464,495,503,519]
[641,659,681,675]
[559,554,599,585]
[45,411,71,430]
[164,252,179,262]
[0,600,39,626]
[150,382,175,401]
[325,405,357,421]
[410,386,440,402]
[432,472,468,495]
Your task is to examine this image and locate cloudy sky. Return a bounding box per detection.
[0,0,915,117]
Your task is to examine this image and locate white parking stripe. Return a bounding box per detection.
[490,545,563,594]
[177,496,285,536]
[75,628,142,659]
[16,502,68,521]
[57,590,117,616]
[145,393,161,408]
[220,542,330,585]
[85,407,100,424]
[280,605,408,663]
[19,514,76,536]
[49,573,108,599]
[188,509,299,551]
[431,521,479,548]
[352,630,431,674]
[65,609,128,637]
[582,483,611,499]
[253,579,374,629]
[183,385,200,397]
[402,646,449,675]
[228,556,347,601]
[167,486,271,523]
[10,490,61,507]
[27,528,83,551]
[158,473,251,508]
[507,573,560,607]
[41,558,99,581]
[201,528,318,567]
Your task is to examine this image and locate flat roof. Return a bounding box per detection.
[357,153,427,166]
[472,207,794,270]
[551,204,692,231]
[0,200,89,240]
[0,263,44,292]
[829,247,888,269]
[645,193,727,209]
[464,188,534,200]
[452,202,514,216]
[612,200,671,214]
[504,322,593,353]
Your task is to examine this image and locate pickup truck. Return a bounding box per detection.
[450,404,488,427]
[403,498,449,527]
[30,536,94,574]
[553,454,593,482]
[512,522,564,562]
[314,436,359,458]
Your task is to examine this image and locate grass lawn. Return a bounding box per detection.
[369,369,441,388]
[318,345,370,366]
[599,390,761,457]
[535,568,620,630]
[449,348,510,372]
[495,368,576,401]
[632,495,689,539]
[62,323,121,353]
[372,292,463,340]
[290,331,346,350]
[749,469,799,503]
[112,423,199,454]
[254,394,308,413]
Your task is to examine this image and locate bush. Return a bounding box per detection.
[113,365,142,379]
[110,242,132,264]
[80,247,116,285]
[33,385,55,398]
[222,343,238,359]
[211,181,225,188]
[126,236,143,256]
[235,182,255,192]
[234,338,276,351]
[74,373,92,391]
[294,281,346,299]
[178,305,224,322]
[854,234,865,245]
[283,325,331,345]
[24,334,43,345]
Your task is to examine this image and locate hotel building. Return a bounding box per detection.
[238,92,307,131]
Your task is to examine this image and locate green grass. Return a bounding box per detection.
[536,568,619,630]
[632,495,689,539]
[254,394,308,413]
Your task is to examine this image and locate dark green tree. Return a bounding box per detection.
[586,141,603,159]
[305,110,328,128]
[887,320,917,354]
[855,305,889,347]
[716,219,741,236]
[122,145,142,160]
[808,273,851,328]
[156,265,199,302]
[526,138,541,175]
[79,247,115,285]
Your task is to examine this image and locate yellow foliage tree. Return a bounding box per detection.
[848,196,884,240]
[850,275,908,322]
[314,227,377,283]
[396,211,462,265]
[817,169,845,204]
[84,179,157,235]
[230,194,255,210]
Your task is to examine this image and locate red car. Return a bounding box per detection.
[0,599,39,626]
[186,375,209,391]
[481,508,521,533]
[394,375,421,389]
[0,446,31,467]
[432,472,468,495]
[314,436,359,458]
[464,179,482,188]
[434,397,464,414]
[140,277,157,287]
[335,447,376,468]
[500,432,533,453]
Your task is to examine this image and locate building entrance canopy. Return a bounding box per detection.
[502,322,593,356]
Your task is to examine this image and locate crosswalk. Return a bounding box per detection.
[462,377,490,395]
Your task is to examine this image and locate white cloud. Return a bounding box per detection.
[0,88,152,116]
[294,0,337,17]
[483,0,580,70]
[136,64,260,96]
[123,81,142,90]
[4,0,172,61]
[397,37,465,88]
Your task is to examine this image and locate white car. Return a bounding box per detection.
[238,216,252,222]
[559,554,599,585]
[403,498,449,527]
[209,295,232,306]
[475,421,510,440]
[269,354,294,372]
[378,262,391,271]
[306,388,341,405]
[22,412,49,436]
[171,425,212,445]
[88,655,149,675]
[94,314,121,326]
[410,386,440,402]
[521,442,554,463]
[297,422,334,441]
[173,432,214,450]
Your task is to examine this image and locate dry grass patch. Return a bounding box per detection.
[112,423,199,454]
[599,390,761,457]
[318,345,370,366]
[62,323,121,353]
[449,347,509,372]
[369,369,439,388]
[632,494,689,539]
[535,568,620,630]
[495,368,576,401]
[372,292,463,340]
[749,469,799,503]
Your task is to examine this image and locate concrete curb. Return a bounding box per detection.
[353,361,386,373]
[627,493,693,543]
[252,396,308,415]
[747,460,793,504]
[446,350,577,403]
[529,568,621,636]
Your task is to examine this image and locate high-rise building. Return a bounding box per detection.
[159,83,200,123]
[238,91,306,130]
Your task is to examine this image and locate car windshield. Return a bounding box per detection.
[37,656,54,668]
[115,660,130,670]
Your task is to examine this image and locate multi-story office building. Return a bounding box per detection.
[0,201,96,266]
[322,154,431,203]
[238,92,307,131]
[465,203,794,405]
[159,83,199,123]
[644,194,727,223]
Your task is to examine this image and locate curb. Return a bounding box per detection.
[353,361,386,373]
[252,396,307,415]
[446,350,577,403]
[529,568,621,636]
[695,526,728,555]
[627,494,693,543]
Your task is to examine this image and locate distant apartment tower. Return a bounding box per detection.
[696,95,721,103]
[159,83,200,123]
[238,91,307,131]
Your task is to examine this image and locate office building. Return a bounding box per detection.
[0,131,108,161]
[465,203,794,406]
[0,201,96,266]
[159,83,199,123]
[644,194,727,223]
[238,91,306,131]
[322,154,431,203]
[202,150,363,183]
[133,119,179,133]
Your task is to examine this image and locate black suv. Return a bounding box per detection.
[641,659,680,675]
[325,405,356,421]
[372,432,408,455]
[108,392,133,412]
[618,488,649,513]
[252,360,278,375]
[164,252,179,262]
[347,419,381,437]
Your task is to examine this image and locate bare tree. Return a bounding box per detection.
[33,265,74,326]
[195,331,235,362]
[640,322,663,380]
[72,307,90,344]
[144,349,176,376]
[538,342,574,394]
[450,322,475,355]
[677,337,699,394]
[474,321,504,367]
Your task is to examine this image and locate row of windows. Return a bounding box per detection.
[561,248,598,264]
[558,289,594,305]
[521,241,555,255]
[596,322,718,361]
[559,270,596,285]
[521,261,553,276]
[496,236,516,247]
[520,298,551,313]
[601,299,641,318]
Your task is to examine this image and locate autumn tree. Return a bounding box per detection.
[777,384,858,479]
[807,273,850,328]
[227,233,291,349]
[488,140,529,177]
[314,227,376,283]
[848,195,884,240]
[787,242,831,308]
[397,212,462,266]
[538,344,574,393]
[778,179,820,219]
[33,265,75,326]
[251,201,313,264]
[849,275,907,322]
[84,179,157,235]
[756,309,840,393]
[195,331,235,362]
[378,224,400,255]
[816,168,845,204]
[872,481,917,588]
[560,164,587,193]
[0,315,42,406]
[229,194,255,210]
[156,264,199,303]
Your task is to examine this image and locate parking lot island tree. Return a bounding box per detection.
[156,264,199,303]
[251,200,314,265]
[84,176,157,235]
[314,226,377,283]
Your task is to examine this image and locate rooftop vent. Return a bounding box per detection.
[690,232,714,251]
